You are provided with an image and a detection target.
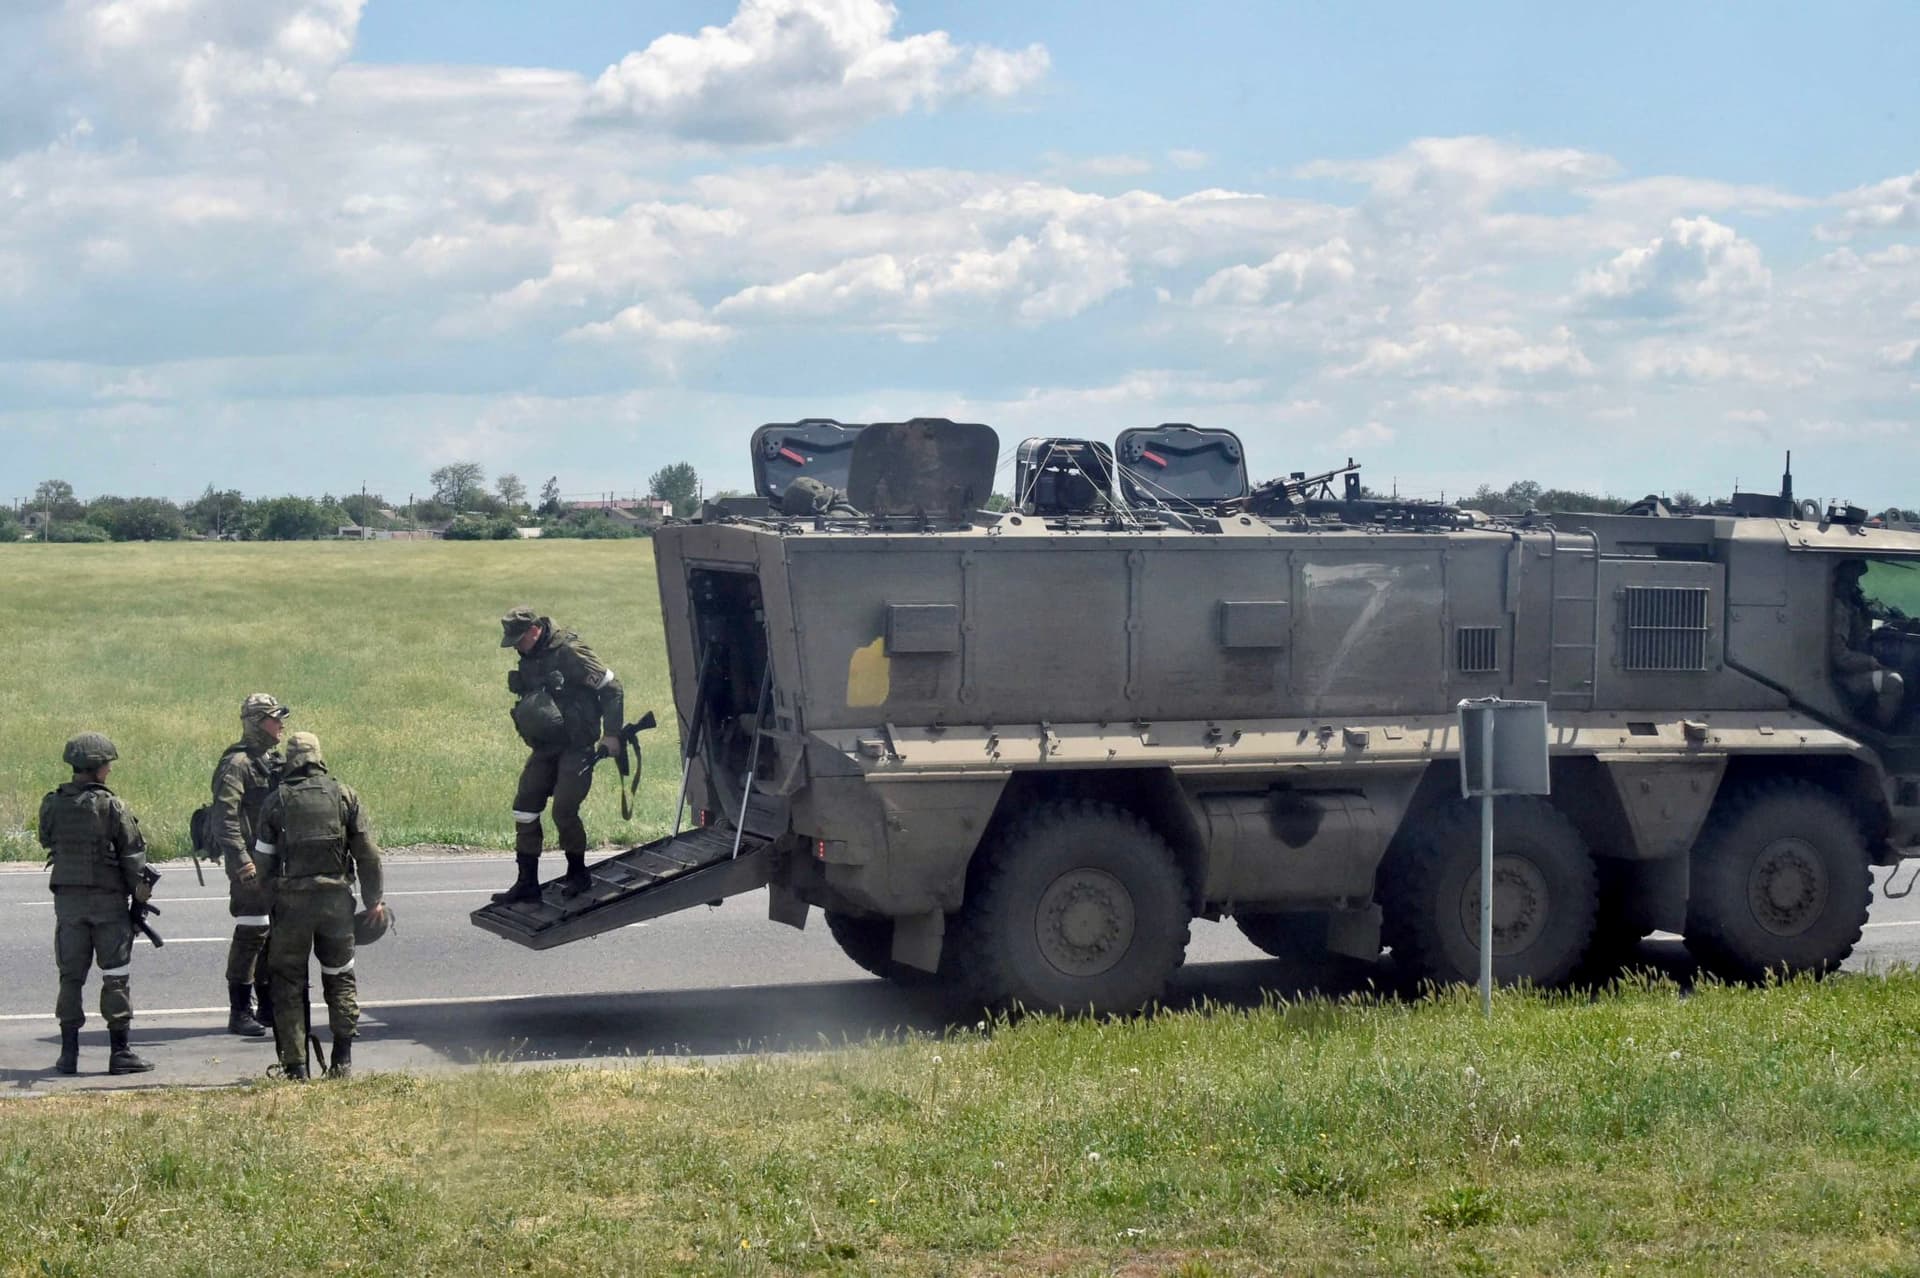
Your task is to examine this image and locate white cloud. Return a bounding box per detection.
[1298,136,1617,205]
[585,0,1047,144]
[1627,344,1808,388]
[1044,152,1155,180]
[1167,149,1209,171]
[1576,216,1770,317]
[564,304,733,346]
[1335,420,1396,450]
[1820,169,1920,239]
[1192,239,1355,306]
[1340,324,1593,384]
[66,0,365,136]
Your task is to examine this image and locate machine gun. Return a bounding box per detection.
[577,711,659,820]
[1242,457,1362,516]
[130,865,164,948]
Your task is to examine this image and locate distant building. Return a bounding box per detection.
[335,525,373,540]
[570,497,673,520]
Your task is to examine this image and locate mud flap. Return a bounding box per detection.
[470,826,773,951]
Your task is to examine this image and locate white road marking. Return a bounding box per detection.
[12,887,492,908]
[1862,919,1920,930]
[0,991,551,1023]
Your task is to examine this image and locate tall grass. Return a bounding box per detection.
[3,973,1918,1275]
[0,541,679,859]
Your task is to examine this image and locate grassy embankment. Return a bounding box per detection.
[0,541,678,860]
[4,974,1920,1275]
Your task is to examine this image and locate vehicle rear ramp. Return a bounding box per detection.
[470,825,773,951]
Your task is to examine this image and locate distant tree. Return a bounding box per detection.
[249,496,331,541]
[85,495,129,533]
[0,512,20,543]
[984,492,1011,513]
[32,479,74,510]
[340,492,388,527]
[44,521,110,543]
[1671,490,1700,510]
[430,462,486,511]
[411,498,454,525]
[1504,480,1543,510]
[538,476,562,517]
[186,486,248,537]
[1538,488,1628,514]
[648,462,700,517]
[111,498,186,542]
[495,473,528,509]
[444,513,520,541]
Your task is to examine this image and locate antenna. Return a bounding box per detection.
[1780,450,1794,503]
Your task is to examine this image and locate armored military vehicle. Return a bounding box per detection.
[475,420,1920,1013]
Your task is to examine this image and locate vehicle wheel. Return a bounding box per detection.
[1235,911,1332,962]
[1684,781,1870,981]
[949,800,1190,1015]
[823,911,938,987]
[1381,797,1598,988]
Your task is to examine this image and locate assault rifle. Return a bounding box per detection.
[131,865,164,948]
[577,711,658,820]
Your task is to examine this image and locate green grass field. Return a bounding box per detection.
[3,974,1919,1276]
[0,541,679,861]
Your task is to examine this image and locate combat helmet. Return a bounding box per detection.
[240,692,291,724]
[63,732,118,771]
[354,903,394,945]
[284,731,325,770]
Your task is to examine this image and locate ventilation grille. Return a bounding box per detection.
[1455,626,1500,674]
[1621,586,1711,672]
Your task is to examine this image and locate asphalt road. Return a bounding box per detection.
[4,856,1918,1094]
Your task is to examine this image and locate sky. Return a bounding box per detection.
[2,0,1918,508]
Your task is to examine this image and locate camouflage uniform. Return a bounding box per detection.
[254,733,384,1080]
[493,607,625,903]
[210,693,289,1036]
[1831,561,1906,727]
[39,733,154,1075]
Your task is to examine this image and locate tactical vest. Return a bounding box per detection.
[512,631,597,749]
[216,743,279,846]
[44,785,116,891]
[275,774,352,880]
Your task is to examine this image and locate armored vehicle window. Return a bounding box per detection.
[1114,425,1249,508]
[751,420,866,505]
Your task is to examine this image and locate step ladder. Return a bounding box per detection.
[469,825,774,951]
[1542,528,1601,711]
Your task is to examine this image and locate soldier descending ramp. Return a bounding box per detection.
[476,418,1920,1014]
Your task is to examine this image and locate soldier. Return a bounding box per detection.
[209,692,289,1038]
[492,606,625,903]
[40,733,155,1076]
[1832,560,1906,727]
[254,732,385,1080]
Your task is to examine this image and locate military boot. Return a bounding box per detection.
[491,853,543,905]
[278,1060,308,1082]
[227,983,267,1038]
[326,1038,352,1080]
[107,1026,154,1076]
[254,978,275,1030]
[560,850,593,899]
[54,1025,79,1075]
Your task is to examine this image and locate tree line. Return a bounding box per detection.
[0,462,704,544]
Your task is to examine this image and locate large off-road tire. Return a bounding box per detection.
[823,911,937,987]
[1381,797,1599,988]
[1683,781,1870,982]
[1234,911,1332,962]
[949,800,1190,1015]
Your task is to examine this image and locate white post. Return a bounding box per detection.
[1480,708,1495,1020]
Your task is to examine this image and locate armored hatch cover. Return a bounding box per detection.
[1115,424,1250,509]
[846,418,999,521]
[751,420,868,506]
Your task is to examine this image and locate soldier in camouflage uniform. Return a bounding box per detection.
[492,606,626,903]
[254,732,385,1080]
[209,692,289,1038]
[1832,560,1906,727]
[40,733,155,1076]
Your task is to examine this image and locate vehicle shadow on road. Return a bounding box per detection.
[362,942,1699,1065]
